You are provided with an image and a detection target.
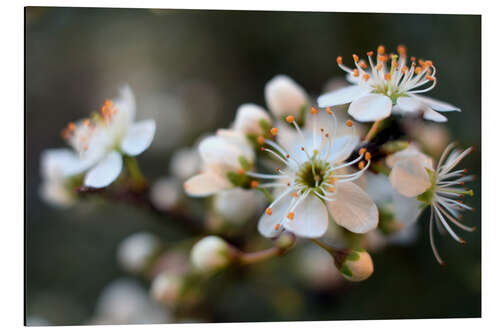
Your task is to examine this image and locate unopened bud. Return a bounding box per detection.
[335,249,374,282]
[190,236,231,273]
[150,271,184,306]
[265,75,309,118]
[117,232,161,274]
[233,103,272,135]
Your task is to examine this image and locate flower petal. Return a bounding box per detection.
[284,194,329,238]
[348,93,392,122]
[40,148,91,180]
[121,119,156,156]
[327,182,378,233]
[389,156,432,197]
[317,85,370,108]
[258,195,293,238]
[184,172,231,197]
[114,84,136,122]
[393,192,423,226]
[411,94,460,112]
[396,96,423,113]
[84,150,123,188]
[423,109,448,122]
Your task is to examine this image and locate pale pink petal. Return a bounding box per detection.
[184,172,231,197]
[327,182,379,233]
[389,156,432,197]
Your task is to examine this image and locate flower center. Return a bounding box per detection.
[296,159,331,189]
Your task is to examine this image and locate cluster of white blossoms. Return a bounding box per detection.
[40,45,477,297]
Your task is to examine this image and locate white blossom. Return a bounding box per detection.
[318,45,460,122]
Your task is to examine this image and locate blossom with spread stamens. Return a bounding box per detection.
[58,85,156,188]
[317,45,460,122]
[252,107,378,239]
[184,129,255,196]
[388,143,475,264]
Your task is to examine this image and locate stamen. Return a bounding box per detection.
[310,106,318,115]
[250,180,259,188]
[336,56,343,65]
[266,208,272,215]
[287,212,295,220]
[257,136,265,145]
[270,127,278,136]
[345,120,353,127]
[274,224,280,231]
[352,54,359,63]
[286,115,295,123]
[377,45,385,54]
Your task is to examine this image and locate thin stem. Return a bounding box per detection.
[364,119,382,142]
[124,155,148,191]
[232,233,296,265]
[311,238,337,254]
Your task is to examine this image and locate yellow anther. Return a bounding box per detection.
[286,115,295,123]
[270,127,278,136]
[345,120,353,127]
[266,208,273,216]
[250,180,259,188]
[310,106,318,115]
[287,212,295,220]
[336,56,343,65]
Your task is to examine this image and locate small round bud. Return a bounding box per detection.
[190,236,231,273]
[150,271,183,306]
[264,75,309,118]
[233,103,272,135]
[150,177,181,211]
[117,232,161,274]
[169,148,200,181]
[338,250,374,282]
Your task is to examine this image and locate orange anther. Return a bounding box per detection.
[291,192,299,198]
[424,60,433,67]
[376,63,383,71]
[397,44,407,55]
[287,212,295,220]
[286,115,295,123]
[83,119,91,126]
[384,73,392,80]
[426,75,435,81]
[345,120,353,127]
[402,65,409,73]
[367,51,374,57]
[377,45,385,54]
[418,59,425,67]
[358,161,366,169]
[270,127,278,136]
[274,224,280,231]
[410,56,416,62]
[353,69,359,77]
[365,152,372,161]
[310,106,318,115]
[359,60,368,69]
[238,168,245,175]
[257,136,265,145]
[326,106,333,115]
[250,180,259,188]
[266,208,273,216]
[336,56,343,65]
[327,186,336,192]
[353,54,359,63]
[415,67,422,74]
[359,148,367,155]
[362,73,370,81]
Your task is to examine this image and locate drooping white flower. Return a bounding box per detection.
[232,103,272,135]
[251,107,378,239]
[184,129,255,197]
[388,143,476,264]
[265,75,309,119]
[59,85,156,188]
[317,45,460,122]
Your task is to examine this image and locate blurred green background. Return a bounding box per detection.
[26,7,481,324]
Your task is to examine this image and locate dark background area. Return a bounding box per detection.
[26,7,481,324]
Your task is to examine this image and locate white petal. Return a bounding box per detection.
[284,194,329,238]
[258,196,293,238]
[396,96,423,113]
[183,172,231,197]
[327,182,378,233]
[121,120,156,156]
[40,148,90,180]
[84,150,123,188]
[411,94,460,112]
[317,85,370,108]
[386,146,434,170]
[389,156,432,197]
[393,193,423,226]
[348,94,392,122]
[114,84,136,122]
[233,103,271,135]
[326,135,359,163]
[423,109,448,122]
